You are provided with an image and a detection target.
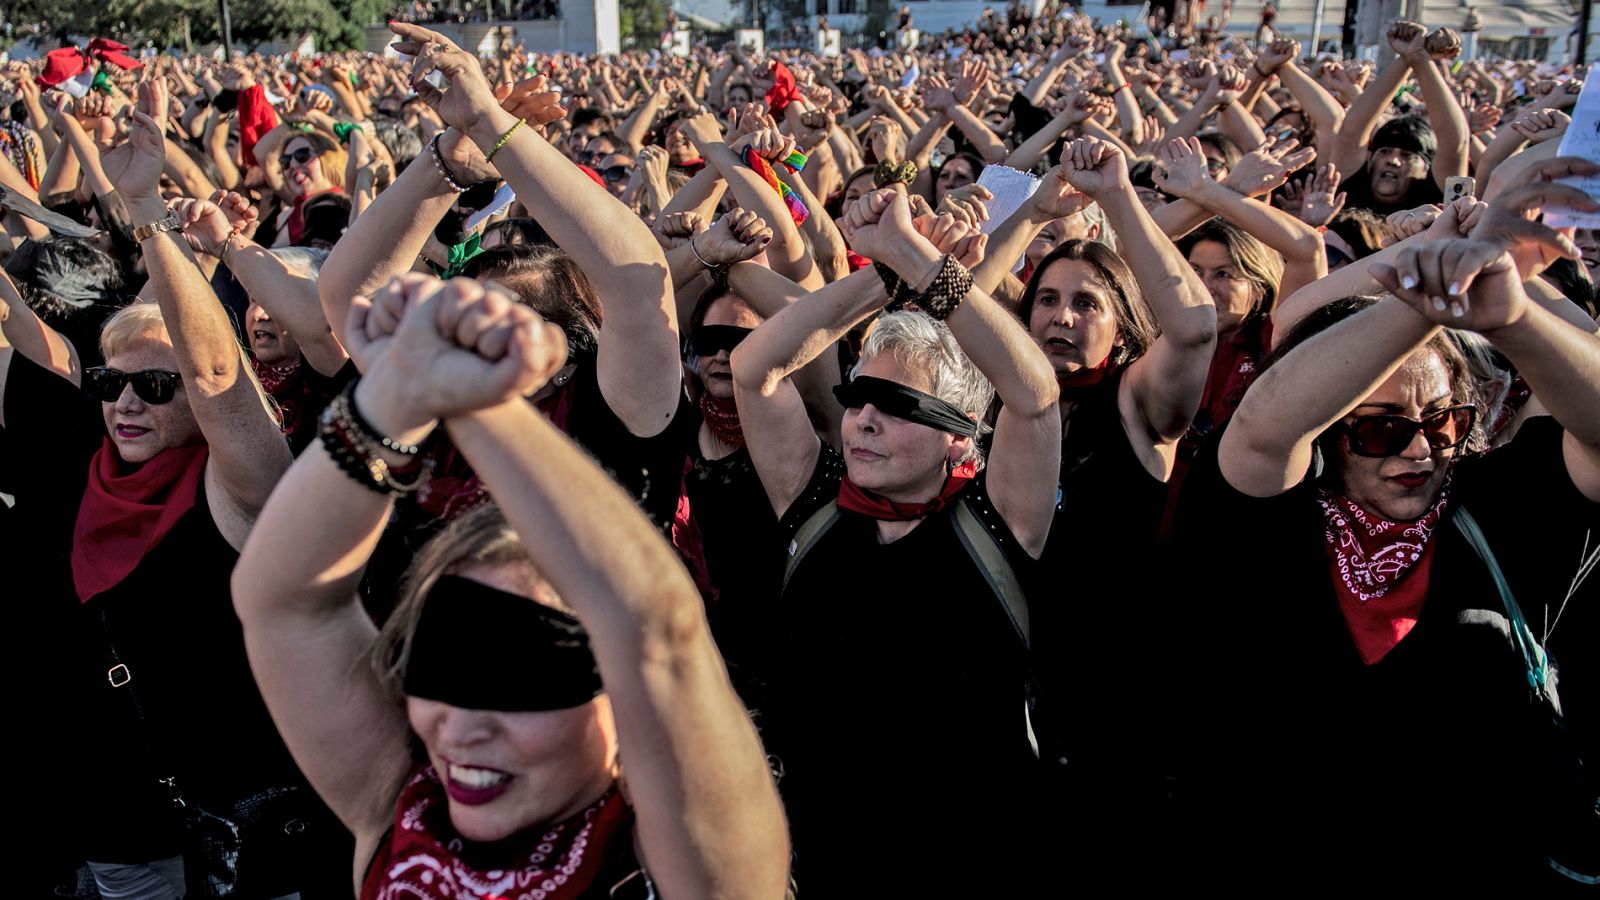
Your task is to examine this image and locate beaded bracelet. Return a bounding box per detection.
[318,386,431,495]
[345,386,425,455]
[428,132,471,193]
[486,118,526,162]
[907,254,972,321]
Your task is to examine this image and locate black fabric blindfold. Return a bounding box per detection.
[402,575,605,712]
[690,324,752,357]
[832,375,978,437]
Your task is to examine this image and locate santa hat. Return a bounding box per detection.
[37,39,143,99]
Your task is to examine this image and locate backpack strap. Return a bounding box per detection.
[783,500,843,595]
[1452,505,1553,707]
[952,497,1030,651]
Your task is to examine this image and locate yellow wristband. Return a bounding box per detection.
[486,119,526,162]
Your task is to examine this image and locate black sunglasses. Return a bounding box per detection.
[279,147,317,170]
[1336,404,1476,458]
[85,367,182,405]
[601,165,634,183]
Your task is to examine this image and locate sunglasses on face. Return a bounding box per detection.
[1336,404,1476,458]
[1204,157,1226,174]
[602,165,634,183]
[85,367,182,405]
[279,147,317,169]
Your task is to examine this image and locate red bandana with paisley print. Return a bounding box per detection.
[1317,476,1451,664]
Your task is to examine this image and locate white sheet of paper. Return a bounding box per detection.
[1545,77,1600,228]
[975,166,1041,236]
[464,184,517,232]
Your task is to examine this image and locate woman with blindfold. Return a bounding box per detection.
[730,186,1061,890]
[1168,181,1600,888]
[0,81,340,899]
[232,273,789,899]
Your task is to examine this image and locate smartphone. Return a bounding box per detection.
[1444,175,1475,203]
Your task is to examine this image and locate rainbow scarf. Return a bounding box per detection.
[742,146,809,225]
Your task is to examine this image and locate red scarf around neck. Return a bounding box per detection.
[72,439,210,603]
[838,460,977,521]
[359,766,633,900]
[1058,356,1115,401]
[1317,478,1451,664]
[699,392,745,447]
[251,356,301,395]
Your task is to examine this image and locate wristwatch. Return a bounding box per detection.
[131,214,182,242]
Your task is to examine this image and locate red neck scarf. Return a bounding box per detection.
[251,356,301,395]
[417,381,574,521]
[845,250,872,272]
[72,439,209,603]
[1058,356,1115,401]
[1317,477,1451,664]
[838,460,977,521]
[699,392,745,447]
[359,767,633,900]
[1200,317,1273,431]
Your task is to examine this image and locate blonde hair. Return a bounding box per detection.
[99,301,169,359]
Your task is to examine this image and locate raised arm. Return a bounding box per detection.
[436,320,790,900]
[1409,32,1470,188]
[176,192,349,376]
[1155,137,1327,300]
[395,22,681,435]
[1329,22,1422,177]
[0,269,79,383]
[1261,42,1345,150]
[678,111,822,290]
[1063,138,1218,452]
[105,78,291,521]
[731,267,888,518]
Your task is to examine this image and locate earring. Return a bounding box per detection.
[553,370,571,387]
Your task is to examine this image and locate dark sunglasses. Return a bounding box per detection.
[1336,404,1476,458]
[279,147,317,169]
[85,367,182,405]
[602,165,634,183]
[690,324,752,357]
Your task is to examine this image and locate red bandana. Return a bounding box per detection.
[1058,356,1114,400]
[251,356,301,395]
[838,461,977,521]
[1317,478,1451,664]
[845,250,872,272]
[765,61,803,115]
[699,393,745,447]
[287,187,345,244]
[417,381,574,521]
[359,767,633,900]
[72,440,209,603]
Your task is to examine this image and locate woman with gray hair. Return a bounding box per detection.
[730,186,1061,892]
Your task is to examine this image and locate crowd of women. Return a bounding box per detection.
[0,7,1596,897]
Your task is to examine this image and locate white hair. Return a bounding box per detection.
[851,310,994,467]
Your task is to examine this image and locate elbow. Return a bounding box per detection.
[729,345,782,398]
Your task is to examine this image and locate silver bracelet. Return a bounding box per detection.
[428,132,470,193]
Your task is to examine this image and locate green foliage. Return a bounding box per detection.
[618,0,668,46]
[10,0,390,51]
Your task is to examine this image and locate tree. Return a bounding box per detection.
[619,0,668,46]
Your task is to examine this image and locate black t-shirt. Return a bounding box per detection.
[761,447,1047,892]
[681,434,783,704]
[1,354,325,872]
[1165,417,1598,890]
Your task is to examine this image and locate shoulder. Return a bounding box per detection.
[778,445,847,538]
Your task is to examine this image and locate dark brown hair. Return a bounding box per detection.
[1017,239,1159,366]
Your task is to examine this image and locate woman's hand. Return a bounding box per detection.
[1509,108,1570,144]
[1371,238,1527,329]
[1029,165,1093,220]
[838,187,932,279]
[1424,27,1463,62]
[347,273,569,435]
[100,78,169,202]
[937,183,994,227]
[910,211,987,268]
[1388,21,1429,64]
[389,22,503,136]
[1224,135,1316,198]
[1294,162,1346,228]
[169,197,236,257]
[1151,136,1212,200]
[695,207,774,264]
[653,211,704,251]
[1255,38,1299,76]
[1468,157,1600,278]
